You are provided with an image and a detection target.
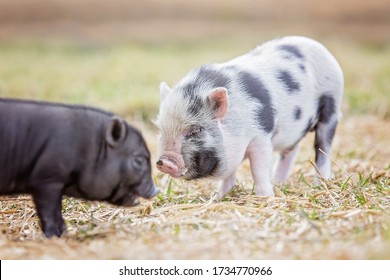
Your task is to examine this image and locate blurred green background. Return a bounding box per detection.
[0,0,389,121]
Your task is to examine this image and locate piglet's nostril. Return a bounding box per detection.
[156,160,163,166]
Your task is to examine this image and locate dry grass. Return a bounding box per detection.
[1,115,389,259]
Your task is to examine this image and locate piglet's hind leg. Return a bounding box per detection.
[272,144,300,183]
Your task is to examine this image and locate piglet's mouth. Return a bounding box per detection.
[121,184,159,207]
[156,157,187,178]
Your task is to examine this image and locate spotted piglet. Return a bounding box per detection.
[155,36,343,197]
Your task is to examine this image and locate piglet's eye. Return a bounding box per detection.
[132,156,146,171]
[185,127,203,139]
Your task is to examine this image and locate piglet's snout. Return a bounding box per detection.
[156,158,180,177]
[143,184,160,199]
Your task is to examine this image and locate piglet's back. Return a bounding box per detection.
[0,98,112,194]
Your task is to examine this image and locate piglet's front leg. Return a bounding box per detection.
[247,137,275,197]
[218,171,237,198]
[31,182,66,238]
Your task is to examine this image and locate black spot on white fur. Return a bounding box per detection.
[186,95,204,117]
[187,147,220,179]
[294,107,302,120]
[238,71,275,133]
[278,45,304,59]
[317,94,336,124]
[314,94,338,167]
[313,120,337,167]
[314,132,326,166]
[179,65,231,118]
[277,70,300,93]
[326,120,338,145]
[180,65,230,97]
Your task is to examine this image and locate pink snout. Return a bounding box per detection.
[156,158,181,177]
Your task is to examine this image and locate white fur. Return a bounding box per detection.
[159,82,172,102]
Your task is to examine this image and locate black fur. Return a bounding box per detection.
[238,71,275,133]
[278,44,304,59]
[314,133,326,166]
[0,98,114,117]
[314,94,338,167]
[180,65,231,117]
[277,70,300,93]
[294,106,302,120]
[192,148,220,179]
[181,65,231,97]
[314,119,338,167]
[326,121,338,145]
[186,95,204,117]
[317,95,336,124]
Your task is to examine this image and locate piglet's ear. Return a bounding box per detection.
[106,117,126,147]
[159,81,171,103]
[208,87,229,120]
